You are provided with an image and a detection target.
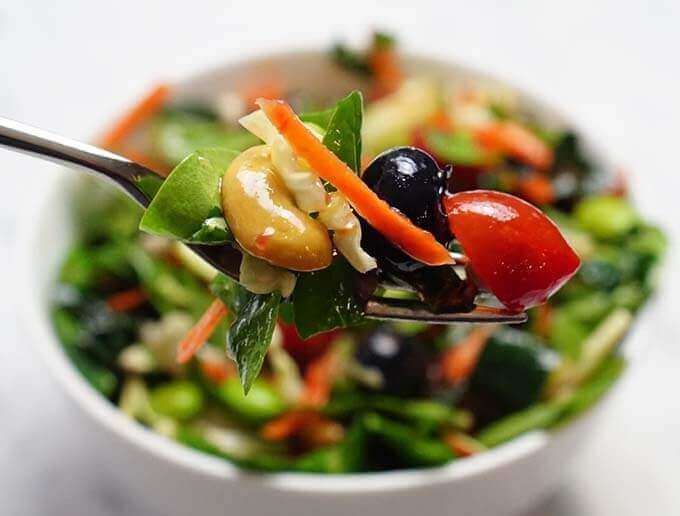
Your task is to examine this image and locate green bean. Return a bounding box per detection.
[216,378,286,423]
[575,195,637,239]
[291,419,366,473]
[476,400,569,448]
[149,381,204,421]
[363,413,454,467]
[559,356,626,424]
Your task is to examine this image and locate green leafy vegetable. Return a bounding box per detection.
[140,148,237,244]
[128,247,212,315]
[293,258,365,339]
[331,45,372,76]
[321,91,363,172]
[291,92,366,338]
[151,111,258,166]
[300,108,335,130]
[228,291,281,393]
[52,308,120,397]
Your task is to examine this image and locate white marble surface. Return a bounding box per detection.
[1,1,680,514]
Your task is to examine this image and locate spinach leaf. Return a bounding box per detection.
[293,257,365,339]
[128,247,212,316]
[300,108,335,130]
[322,91,363,173]
[151,111,258,166]
[292,92,366,338]
[228,291,281,393]
[209,273,249,313]
[139,148,237,244]
[331,44,372,76]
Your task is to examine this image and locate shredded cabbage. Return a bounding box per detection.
[318,192,377,273]
[239,252,296,297]
[239,111,376,273]
[268,326,304,403]
[362,78,441,156]
[239,110,327,213]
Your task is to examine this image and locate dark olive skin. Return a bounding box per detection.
[360,147,476,312]
[362,146,451,245]
[356,326,429,397]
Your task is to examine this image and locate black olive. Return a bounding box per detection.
[362,147,450,242]
[360,147,477,312]
[356,326,429,396]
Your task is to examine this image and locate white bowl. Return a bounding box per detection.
[18,50,628,516]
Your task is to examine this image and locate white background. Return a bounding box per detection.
[1,1,679,514]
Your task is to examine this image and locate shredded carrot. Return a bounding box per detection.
[200,357,236,384]
[300,348,342,408]
[517,173,556,205]
[443,432,486,457]
[475,121,553,170]
[369,47,402,98]
[241,80,285,111]
[106,288,147,312]
[440,326,496,383]
[427,111,453,132]
[177,299,228,364]
[261,411,317,440]
[257,98,453,266]
[608,168,628,197]
[534,303,554,338]
[98,84,170,150]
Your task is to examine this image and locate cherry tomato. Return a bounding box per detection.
[443,190,580,311]
[279,323,337,368]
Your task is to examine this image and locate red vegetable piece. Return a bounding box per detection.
[279,323,337,369]
[443,190,580,311]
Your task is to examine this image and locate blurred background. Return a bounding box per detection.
[1,0,679,514]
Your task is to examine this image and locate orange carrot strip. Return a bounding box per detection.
[257,98,453,266]
[98,84,170,150]
[369,47,402,98]
[440,326,496,383]
[475,121,553,171]
[300,348,342,408]
[517,173,556,205]
[534,303,554,338]
[443,432,486,457]
[177,299,228,364]
[261,411,316,440]
[106,288,147,312]
[200,357,236,384]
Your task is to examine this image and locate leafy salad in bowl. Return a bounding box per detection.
[51,33,665,473]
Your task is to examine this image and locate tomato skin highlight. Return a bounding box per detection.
[443,190,580,311]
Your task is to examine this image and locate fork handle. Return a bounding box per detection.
[0,116,155,207]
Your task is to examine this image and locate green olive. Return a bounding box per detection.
[221,145,332,272]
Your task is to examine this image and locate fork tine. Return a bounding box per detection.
[364,297,527,324]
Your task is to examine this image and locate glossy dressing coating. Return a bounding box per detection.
[221,145,332,272]
[444,190,581,311]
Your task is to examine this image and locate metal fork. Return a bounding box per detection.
[0,117,526,324]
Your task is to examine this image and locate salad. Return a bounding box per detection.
[52,33,665,473]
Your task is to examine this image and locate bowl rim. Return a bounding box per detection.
[16,45,625,495]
